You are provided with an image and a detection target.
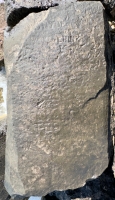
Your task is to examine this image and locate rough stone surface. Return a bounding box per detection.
[71,199,91,200]
[43,166,115,199]
[0,135,9,200]
[0,3,8,200]
[4,1,111,197]
[0,2,6,61]
[5,0,69,20]
[0,2,7,136]
[0,66,7,135]
[72,198,92,200]
[4,0,115,21]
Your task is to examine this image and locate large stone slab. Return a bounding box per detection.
[4,1,110,197]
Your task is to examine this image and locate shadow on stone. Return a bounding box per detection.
[0,136,9,200]
[0,59,4,70]
[7,4,58,28]
[0,154,5,177]
[67,167,115,200]
[43,167,115,200]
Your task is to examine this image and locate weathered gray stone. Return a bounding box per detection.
[0,2,6,60]
[4,1,110,197]
[0,66,7,135]
[5,0,69,20]
[71,199,91,200]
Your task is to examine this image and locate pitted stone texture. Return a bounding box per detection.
[72,199,91,200]
[0,135,9,200]
[4,2,110,197]
[0,2,7,136]
[0,67,7,135]
[0,3,6,61]
[5,0,70,19]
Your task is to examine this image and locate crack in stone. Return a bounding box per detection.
[82,81,109,108]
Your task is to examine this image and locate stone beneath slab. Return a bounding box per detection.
[4,1,111,197]
[5,0,71,20]
[0,135,9,200]
[0,67,7,135]
[0,2,7,136]
[29,197,42,200]
[0,3,6,61]
[72,198,91,200]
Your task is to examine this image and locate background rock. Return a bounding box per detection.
[4,0,69,21]
[0,1,8,200]
[0,2,6,61]
[0,2,8,200]
[0,135,9,200]
[0,64,7,136]
[4,0,115,25]
[0,2,7,136]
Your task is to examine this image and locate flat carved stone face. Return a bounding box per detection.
[4,2,110,197]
